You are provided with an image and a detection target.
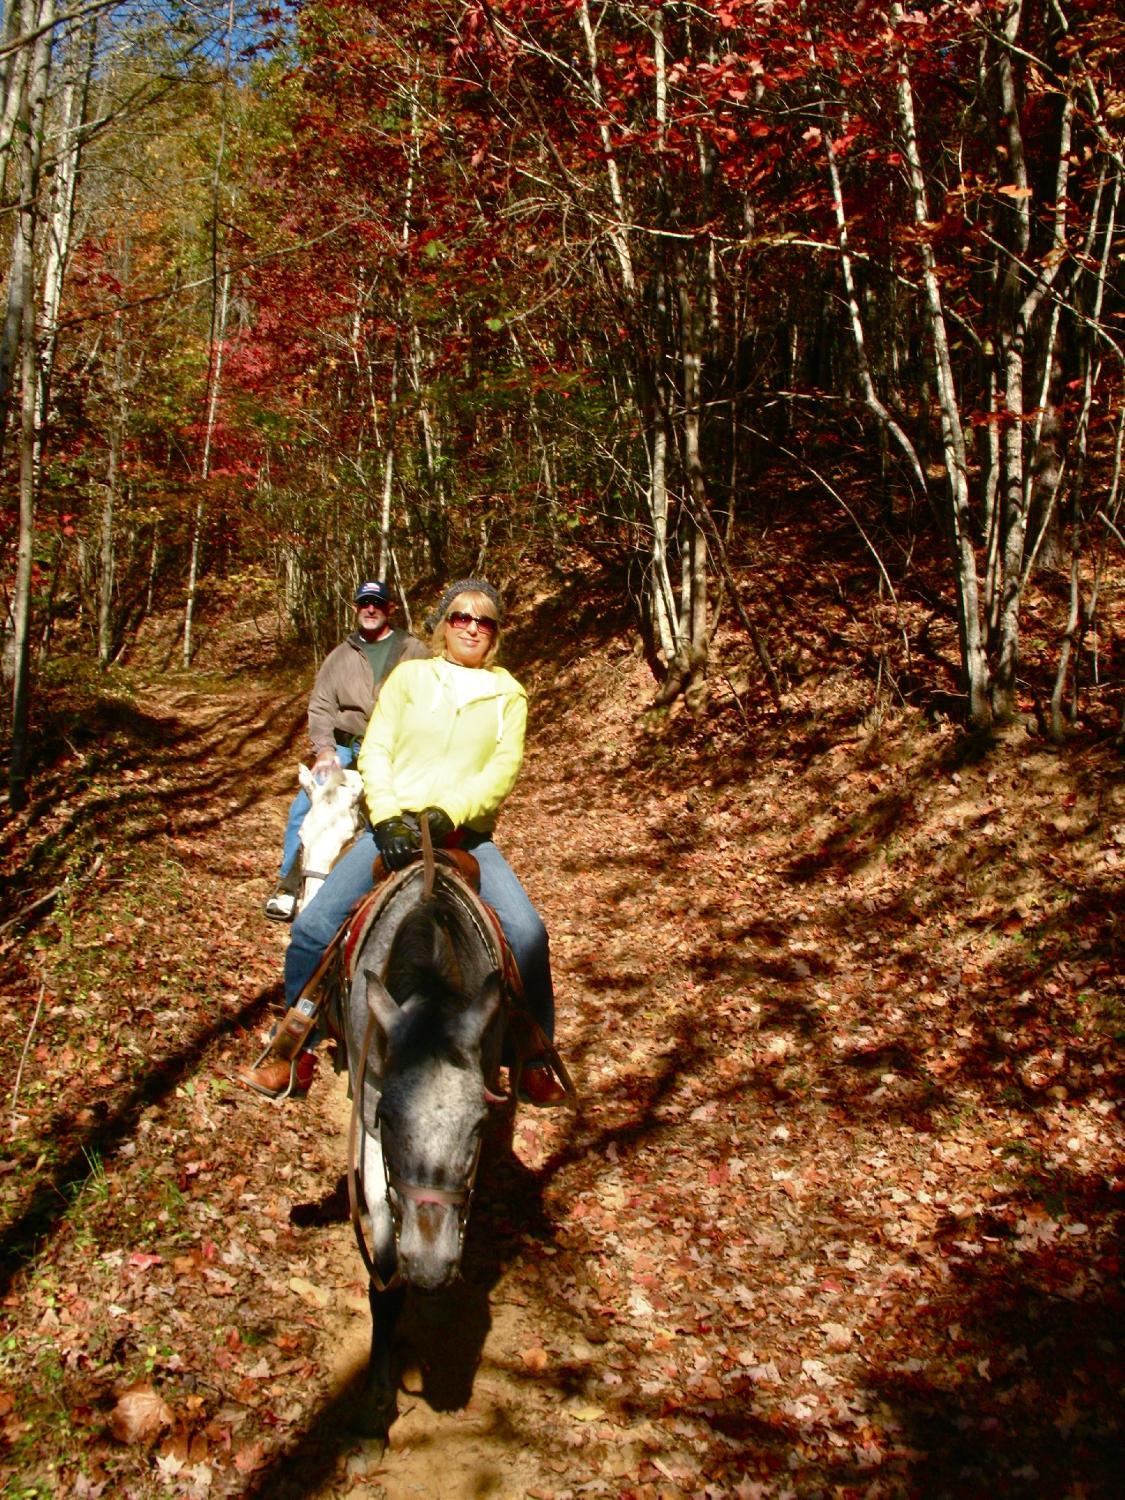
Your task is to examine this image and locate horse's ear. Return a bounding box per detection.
[298,763,316,796]
[365,969,401,1042]
[460,971,505,1050]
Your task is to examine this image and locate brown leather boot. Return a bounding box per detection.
[517,1061,567,1108]
[237,1050,317,1099]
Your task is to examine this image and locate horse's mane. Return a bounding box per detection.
[383,905,478,1071]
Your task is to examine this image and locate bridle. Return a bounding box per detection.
[381,1113,484,1274]
[346,1007,488,1293]
[299,834,359,907]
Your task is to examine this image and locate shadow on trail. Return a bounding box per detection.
[248,1107,556,1496]
[0,687,307,927]
[408,1122,553,1416]
[467,1047,1122,1496]
[0,981,282,1297]
[859,1172,1124,1498]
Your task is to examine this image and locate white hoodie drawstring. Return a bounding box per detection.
[433,660,505,746]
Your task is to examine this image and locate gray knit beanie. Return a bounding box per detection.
[425,577,504,631]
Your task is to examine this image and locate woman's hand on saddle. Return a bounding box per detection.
[420,807,456,847]
[374,817,420,870]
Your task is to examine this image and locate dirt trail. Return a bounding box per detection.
[307,1072,571,1499]
[136,671,605,1498]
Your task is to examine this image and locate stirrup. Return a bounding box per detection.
[240,1051,313,1101]
[505,1008,578,1108]
[241,996,321,1096]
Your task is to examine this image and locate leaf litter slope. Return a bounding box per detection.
[0,603,1121,1499]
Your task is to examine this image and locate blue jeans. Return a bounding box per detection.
[283,830,554,1041]
[278,742,357,878]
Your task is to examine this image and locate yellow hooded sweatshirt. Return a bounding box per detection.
[357,656,528,834]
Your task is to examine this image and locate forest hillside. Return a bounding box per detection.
[0,546,1121,1499]
[2,1,1123,1493]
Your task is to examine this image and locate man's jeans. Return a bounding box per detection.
[283,829,555,1040]
[278,742,357,879]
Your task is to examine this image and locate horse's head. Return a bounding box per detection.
[365,958,503,1292]
[297,763,364,910]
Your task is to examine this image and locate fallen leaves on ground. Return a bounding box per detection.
[0,598,1120,1498]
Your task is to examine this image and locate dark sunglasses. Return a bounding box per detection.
[357,598,387,609]
[446,610,498,637]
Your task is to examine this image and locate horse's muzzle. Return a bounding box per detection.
[397,1200,464,1290]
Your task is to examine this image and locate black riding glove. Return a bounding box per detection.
[420,807,456,847]
[374,817,420,871]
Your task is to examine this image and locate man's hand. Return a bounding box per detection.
[420,807,456,847]
[312,750,340,784]
[374,818,420,870]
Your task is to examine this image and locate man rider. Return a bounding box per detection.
[264,580,427,920]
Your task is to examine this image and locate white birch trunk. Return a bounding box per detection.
[1049,162,1121,738]
[993,12,1074,711]
[824,130,927,498]
[97,329,126,662]
[183,267,230,666]
[182,0,235,667]
[378,343,398,582]
[646,8,681,664]
[578,0,635,294]
[891,2,990,725]
[7,0,53,809]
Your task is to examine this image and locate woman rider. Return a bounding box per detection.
[239,578,565,1108]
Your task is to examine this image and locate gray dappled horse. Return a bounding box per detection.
[332,856,507,1433]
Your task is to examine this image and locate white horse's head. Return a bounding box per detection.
[297,763,365,912]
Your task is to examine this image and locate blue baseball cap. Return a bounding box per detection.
[354,580,393,608]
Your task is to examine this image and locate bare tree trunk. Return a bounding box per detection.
[7,0,54,811]
[508,326,560,546]
[579,0,682,672]
[991,3,1073,715]
[0,0,38,417]
[671,250,710,708]
[645,9,680,665]
[183,265,229,664]
[378,339,399,582]
[891,2,990,727]
[648,410,678,660]
[0,182,28,419]
[1050,161,1122,740]
[395,79,446,579]
[823,128,927,500]
[183,0,236,667]
[577,0,635,295]
[145,516,159,620]
[36,12,91,394]
[0,0,33,199]
[97,342,123,663]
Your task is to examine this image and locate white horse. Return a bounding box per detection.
[296,762,365,913]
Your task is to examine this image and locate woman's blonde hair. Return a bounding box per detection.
[430,589,502,667]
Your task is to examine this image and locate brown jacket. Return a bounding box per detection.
[307,629,428,757]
